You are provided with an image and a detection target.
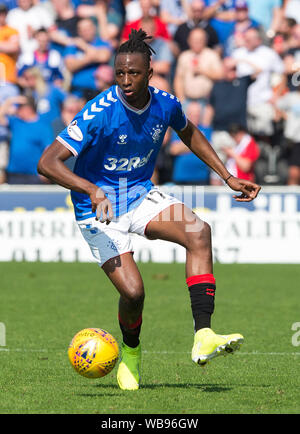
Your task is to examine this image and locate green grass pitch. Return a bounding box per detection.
[0,261,299,414]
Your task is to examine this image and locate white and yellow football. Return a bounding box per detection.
[68,328,119,378]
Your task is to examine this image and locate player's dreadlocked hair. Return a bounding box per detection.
[116,28,156,66]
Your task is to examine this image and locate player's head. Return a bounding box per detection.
[114,29,155,106]
[116,28,155,69]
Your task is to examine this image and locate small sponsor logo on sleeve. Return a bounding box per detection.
[67,120,83,141]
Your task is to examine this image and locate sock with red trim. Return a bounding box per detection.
[186,274,216,332]
[118,314,142,348]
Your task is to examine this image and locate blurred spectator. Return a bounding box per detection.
[0,82,20,183]
[0,0,17,10]
[276,87,300,184]
[173,0,219,53]
[86,63,114,99]
[64,17,112,99]
[74,0,123,48]
[272,16,297,56]
[124,0,153,23]
[17,27,65,87]
[221,123,260,182]
[0,3,19,84]
[208,56,260,163]
[160,0,190,36]
[52,94,85,137]
[201,0,237,45]
[247,0,283,38]
[283,23,300,91]
[18,66,67,122]
[48,0,79,56]
[0,94,54,184]
[224,1,264,57]
[149,72,171,92]
[122,0,170,43]
[284,0,300,24]
[52,94,85,170]
[232,27,285,138]
[141,16,174,80]
[94,63,114,91]
[173,27,223,103]
[169,101,211,185]
[6,0,54,55]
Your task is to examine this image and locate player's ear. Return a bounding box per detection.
[148,67,153,81]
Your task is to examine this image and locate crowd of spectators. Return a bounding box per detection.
[0,0,300,186]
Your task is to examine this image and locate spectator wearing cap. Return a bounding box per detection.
[224,0,264,56]
[0,94,54,184]
[0,3,19,84]
[173,0,219,54]
[64,17,112,100]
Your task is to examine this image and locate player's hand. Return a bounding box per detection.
[226,176,261,202]
[90,187,114,224]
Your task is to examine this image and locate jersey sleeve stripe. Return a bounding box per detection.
[56,136,78,157]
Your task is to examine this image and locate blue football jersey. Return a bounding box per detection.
[57,85,188,220]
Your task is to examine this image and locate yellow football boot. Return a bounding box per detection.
[192,328,244,366]
[117,343,141,390]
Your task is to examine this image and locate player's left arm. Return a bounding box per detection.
[177,120,261,202]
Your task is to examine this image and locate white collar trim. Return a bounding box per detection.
[116,85,152,115]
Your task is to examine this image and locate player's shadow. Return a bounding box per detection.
[142,383,231,392]
[88,383,231,393]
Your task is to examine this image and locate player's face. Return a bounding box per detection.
[114,52,153,109]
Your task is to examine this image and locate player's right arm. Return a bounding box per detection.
[37,140,113,223]
[177,120,261,202]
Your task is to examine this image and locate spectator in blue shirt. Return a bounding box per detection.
[202,0,237,45]
[169,100,212,185]
[247,0,283,37]
[18,27,65,87]
[0,95,54,184]
[0,82,20,184]
[64,17,112,99]
[18,66,67,123]
[223,1,262,56]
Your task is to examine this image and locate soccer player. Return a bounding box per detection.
[38,29,261,391]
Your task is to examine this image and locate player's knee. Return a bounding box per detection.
[186,221,211,252]
[123,286,145,309]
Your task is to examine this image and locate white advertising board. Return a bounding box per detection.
[0,184,299,263]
